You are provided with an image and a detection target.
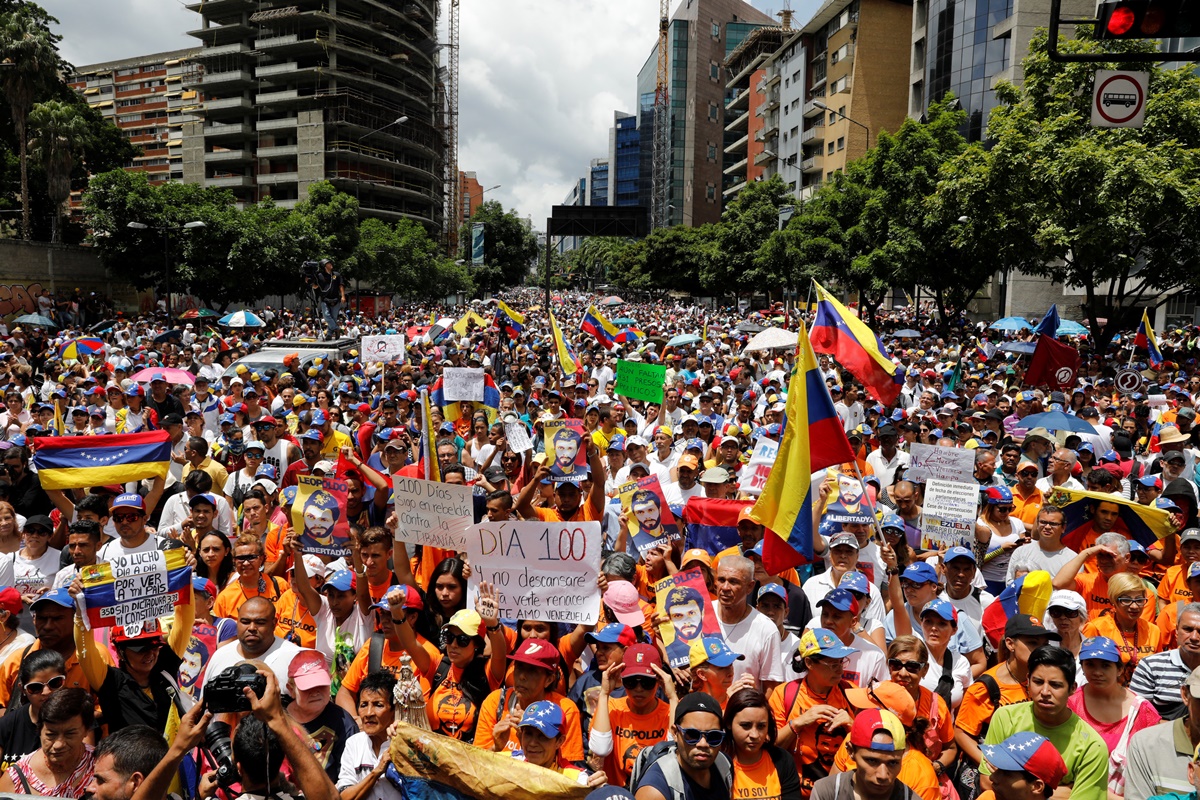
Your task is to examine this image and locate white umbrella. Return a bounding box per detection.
[742,327,798,353]
[219,310,264,328]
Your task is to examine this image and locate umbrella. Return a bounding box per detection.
[666,333,702,347]
[743,327,799,352]
[219,310,265,328]
[12,314,56,328]
[130,367,196,385]
[990,316,1033,332]
[612,318,638,326]
[892,329,923,339]
[998,341,1037,355]
[427,317,456,342]
[1056,320,1089,336]
[154,329,182,344]
[58,338,105,360]
[179,308,220,320]
[89,319,118,334]
[1017,410,1096,435]
[599,295,624,307]
[735,322,765,334]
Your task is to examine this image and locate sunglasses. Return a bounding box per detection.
[112,513,143,523]
[442,631,474,648]
[1048,607,1080,618]
[623,675,657,691]
[245,452,264,458]
[24,675,65,694]
[888,658,925,673]
[234,554,260,562]
[678,727,726,746]
[121,640,162,654]
[993,505,1014,513]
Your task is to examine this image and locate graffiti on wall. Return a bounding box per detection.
[0,283,44,317]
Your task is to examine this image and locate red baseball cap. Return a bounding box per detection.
[509,638,560,672]
[288,649,332,691]
[0,587,21,616]
[622,643,662,679]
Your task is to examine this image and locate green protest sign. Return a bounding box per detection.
[615,359,666,404]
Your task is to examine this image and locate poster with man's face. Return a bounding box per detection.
[619,475,680,556]
[544,419,587,483]
[292,475,351,556]
[653,568,723,668]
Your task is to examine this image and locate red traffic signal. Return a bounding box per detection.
[1096,0,1200,38]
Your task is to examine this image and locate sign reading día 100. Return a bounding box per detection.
[465,521,601,625]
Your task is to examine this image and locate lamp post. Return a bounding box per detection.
[127,220,206,315]
[464,184,501,219]
[813,101,871,149]
[360,115,408,139]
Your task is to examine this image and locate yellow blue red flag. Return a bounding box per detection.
[1134,309,1162,367]
[581,305,619,350]
[80,547,191,630]
[32,430,170,490]
[549,311,578,375]
[751,323,856,574]
[810,280,902,405]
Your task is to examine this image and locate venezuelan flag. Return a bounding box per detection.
[33,430,170,490]
[810,280,903,406]
[682,497,753,554]
[981,570,1053,648]
[421,389,440,482]
[751,323,856,573]
[80,547,192,629]
[430,375,502,424]
[549,311,578,375]
[1134,308,1162,367]
[494,300,525,339]
[1048,485,1175,551]
[581,305,619,350]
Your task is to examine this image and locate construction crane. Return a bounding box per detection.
[651,0,670,230]
[445,0,461,254]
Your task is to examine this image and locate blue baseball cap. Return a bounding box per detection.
[255,464,279,481]
[192,576,217,599]
[282,485,298,504]
[32,587,75,611]
[585,624,637,646]
[694,635,745,668]
[817,587,859,613]
[219,413,235,425]
[980,732,1067,791]
[322,569,355,592]
[297,429,323,442]
[901,562,939,585]
[757,583,788,604]
[1079,636,1122,663]
[944,546,977,564]
[111,493,145,511]
[188,492,218,509]
[797,627,857,659]
[518,700,564,737]
[839,572,869,595]
[311,410,327,425]
[607,434,626,452]
[919,597,958,624]
[880,513,904,532]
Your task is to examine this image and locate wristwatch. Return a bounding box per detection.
[886,566,902,576]
[486,624,501,633]
[391,617,407,625]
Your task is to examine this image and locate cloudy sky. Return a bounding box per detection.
[40,0,812,227]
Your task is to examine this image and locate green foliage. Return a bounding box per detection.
[349,216,471,301]
[710,174,792,293]
[296,180,360,267]
[459,200,538,295]
[27,99,90,242]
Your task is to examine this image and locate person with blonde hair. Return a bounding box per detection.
[1081,571,1163,681]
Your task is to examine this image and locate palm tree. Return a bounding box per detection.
[0,8,61,240]
[28,100,90,243]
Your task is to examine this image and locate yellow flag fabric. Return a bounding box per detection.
[549,311,577,375]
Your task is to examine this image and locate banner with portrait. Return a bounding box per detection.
[653,568,723,669]
[542,419,587,483]
[619,475,680,556]
[291,475,351,557]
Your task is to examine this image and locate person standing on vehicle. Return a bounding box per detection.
[314,258,345,338]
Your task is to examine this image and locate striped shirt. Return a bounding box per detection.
[1130,648,1195,720]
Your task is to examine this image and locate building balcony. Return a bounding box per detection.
[255,89,300,105]
[803,99,826,118]
[203,122,251,139]
[258,172,299,186]
[257,117,298,132]
[196,43,250,60]
[257,144,298,158]
[204,149,251,163]
[725,110,749,132]
[801,125,825,143]
[723,179,747,197]
[200,70,252,86]
[754,149,775,166]
[801,155,824,173]
[723,156,749,175]
[726,132,749,155]
[206,174,253,187]
[204,96,251,113]
[725,89,750,113]
[256,62,298,78]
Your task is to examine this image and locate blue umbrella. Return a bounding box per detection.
[1018,410,1096,434]
[12,313,57,328]
[666,333,702,347]
[892,329,923,338]
[998,342,1037,355]
[990,317,1033,332]
[1056,320,1089,336]
[218,310,264,328]
[612,318,638,326]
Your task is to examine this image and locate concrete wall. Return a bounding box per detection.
[297,109,326,201]
[0,240,141,315]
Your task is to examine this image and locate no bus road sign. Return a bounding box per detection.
[1092,70,1149,128]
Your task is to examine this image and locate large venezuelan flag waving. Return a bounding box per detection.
[751,323,856,574]
[810,280,903,405]
[33,430,170,490]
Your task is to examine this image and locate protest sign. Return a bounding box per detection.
[504,418,533,453]
[543,418,587,483]
[443,367,485,401]
[619,475,681,555]
[361,334,406,363]
[738,438,779,496]
[292,475,351,556]
[392,476,474,550]
[921,479,981,550]
[81,548,192,634]
[654,568,723,668]
[614,360,666,404]
[907,443,975,484]
[466,521,601,625]
[821,472,875,524]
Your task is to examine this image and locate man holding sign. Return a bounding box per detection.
[516,438,607,523]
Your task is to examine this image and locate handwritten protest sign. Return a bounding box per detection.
[614,359,666,404]
[466,521,601,625]
[81,548,192,633]
[654,568,722,668]
[443,367,485,401]
[504,417,533,453]
[543,418,587,483]
[392,476,474,550]
[921,479,980,550]
[292,475,351,556]
[737,438,779,496]
[907,443,975,484]
[619,475,681,555]
[361,334,406,363]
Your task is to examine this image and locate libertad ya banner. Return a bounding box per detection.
[292,475,351,557]
[81,548,192,634]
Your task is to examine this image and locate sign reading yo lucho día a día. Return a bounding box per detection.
[80,548,192,634]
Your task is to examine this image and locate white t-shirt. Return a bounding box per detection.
[98,535,161,563]
[12,549,62,596]
[313,595,371,674]
[714,603,784,687]
[919,648,973,709]
[200,636,301,698]
[337,732,404,800]
[801,569,887,631]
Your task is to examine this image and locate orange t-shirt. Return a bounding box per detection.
[768,679,855,778]
[1082,613,1163,664]
[531,503,600,523]
[733,752,785,800]
[472,689,583,762]
[262,523,291,569]
[832,744,940,800]
[274,588,317,649]
[423,652,504,741]
[339,635,439,696]
[1073,573,1156,623]
[1157,599,1197,647]
[1158,563,1194,605]
[213,574,286,620]
[1011,487,1044,528]
[600,696,671,787]
[954,665,1029,739]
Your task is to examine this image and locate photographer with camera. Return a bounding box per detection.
[308,259,345,339]
[201,597,301,695]
[131,667,339,800]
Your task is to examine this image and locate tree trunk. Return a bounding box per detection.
[16,116,30,241]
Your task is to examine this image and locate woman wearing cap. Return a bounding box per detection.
[1045,590,1088,681]
[0,688,94,798]
[975,485,1026,595]
[1067,635,1160,795]
[590,641,676,787]
[222,440,267,508]
[12,516,60,604]
[510,700,606,787]
[913,600,972,710]
[722,687,801,800]
[1081,572,1163,679]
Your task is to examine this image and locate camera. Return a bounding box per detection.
[301,260,321,283]
[203,720,237,790]
[204,663,266,713]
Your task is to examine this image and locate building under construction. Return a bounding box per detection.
[181,0,446,232]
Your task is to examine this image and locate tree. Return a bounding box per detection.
[567,236,633,289]
[295,180,360,269]
[459,200,538,295]
[27,99,90,242]
[0,4,61,239]
[350,217,470,300]
[709,174,791,296]
[983,31,1200,351]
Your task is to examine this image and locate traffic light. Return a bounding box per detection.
[1095,0,1200,38]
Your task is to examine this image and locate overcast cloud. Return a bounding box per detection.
[39,0,808,227]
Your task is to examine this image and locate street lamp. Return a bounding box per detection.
[360,116,408,139]
[127,220,206,314]
[813,101,871,149]
[464,183,501,219]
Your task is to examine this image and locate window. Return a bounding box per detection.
[706,183,716,200]
[828,112,837,125]
[839,105,846,117]
[707,144,717,160]
[837,137,845,150]
[827,141,835,154]
[708,102,718,121]
[710,61,719,81]
[712,22,721,38]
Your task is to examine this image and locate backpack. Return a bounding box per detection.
[627,740,732,799]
